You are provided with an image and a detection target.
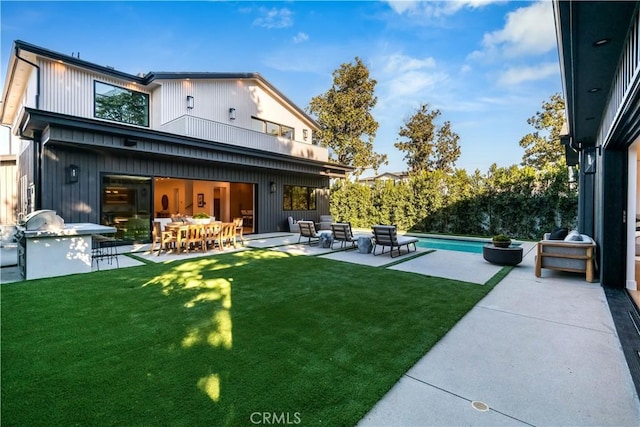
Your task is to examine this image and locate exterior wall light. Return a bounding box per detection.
[229,108,236,120]
[583,146,601,175]
[186,95,194,109]
[68,165,79,183]
[270,182,276,193]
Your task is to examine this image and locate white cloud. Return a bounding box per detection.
[253,7,293,29]
[293,32,309,44]
[385,0,501,17]
[383,53,436,73]
[472,1,555,59]
[373,52,448,113]
[498,62,559,85]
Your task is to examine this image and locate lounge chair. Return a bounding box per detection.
[371,225,418,258]
[331,222,358,249]
[298,220,320,245]
[535,231,596,282]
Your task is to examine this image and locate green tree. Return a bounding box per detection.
[394,104,461,174]
[519,93,566,169]
[307,57,387,175]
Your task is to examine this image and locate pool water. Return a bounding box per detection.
[415,237,520,254]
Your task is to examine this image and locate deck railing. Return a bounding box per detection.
[160,115,328,162]
[599,9,640,146]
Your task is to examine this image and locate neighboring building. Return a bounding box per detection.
[358,172,409,187]
[0,40,351,241]
[554,1,640,290]
[0,154,17,225]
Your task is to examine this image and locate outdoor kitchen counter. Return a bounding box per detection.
[17,223,116,280]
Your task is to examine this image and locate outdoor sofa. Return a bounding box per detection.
[371,225,418,258]
[535,230,596,282]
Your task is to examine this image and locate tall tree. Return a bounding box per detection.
[307,57,387,175]
[394,104,460,173]
[519,93,566,169]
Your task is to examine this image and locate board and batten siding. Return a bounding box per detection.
[158,79,314,144]
[39,59,154,125]
[40,141,330,232]
[45,126,326,176]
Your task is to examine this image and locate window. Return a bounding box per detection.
[252,117,294,139]
[94,81,149,127]
[283,185,317,210]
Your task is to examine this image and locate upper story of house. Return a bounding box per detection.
[0,40,327,162]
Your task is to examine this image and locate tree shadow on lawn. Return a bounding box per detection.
[1,249,498,426]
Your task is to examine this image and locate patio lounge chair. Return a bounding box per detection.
[535,231,596,282]
[298,220,321,245]
[371,225,418,258]
[331,222,358,249]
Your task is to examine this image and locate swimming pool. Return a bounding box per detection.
[415,236,520,254]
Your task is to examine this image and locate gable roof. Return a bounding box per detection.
[1,40,318,128]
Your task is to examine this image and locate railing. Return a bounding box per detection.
[599,9,640,146]
[160,115,328,162]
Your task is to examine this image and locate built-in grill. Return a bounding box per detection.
[14,212,117,281]
[19,209,65,231]
[15,210,65,279]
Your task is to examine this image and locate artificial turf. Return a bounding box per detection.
[1,249,503,426]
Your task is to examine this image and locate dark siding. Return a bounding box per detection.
[41,134,330,232]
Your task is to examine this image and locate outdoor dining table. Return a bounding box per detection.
[163,221,226,253]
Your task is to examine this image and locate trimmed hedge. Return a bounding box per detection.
[330,165,577,240]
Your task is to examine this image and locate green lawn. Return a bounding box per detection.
[1,249,507,426]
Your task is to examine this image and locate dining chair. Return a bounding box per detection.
[233,217,245,246]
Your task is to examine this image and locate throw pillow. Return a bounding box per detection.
[564,230,583,242]
[549,227,568,240]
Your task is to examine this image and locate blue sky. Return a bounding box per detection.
[0,0,561,175]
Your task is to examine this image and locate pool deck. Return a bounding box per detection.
[1,232,639,425]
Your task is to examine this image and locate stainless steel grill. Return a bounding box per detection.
[19,210,65,231]
[15,210,65,279]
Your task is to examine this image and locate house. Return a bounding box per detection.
[358,172,409,187]
[0,40,351,241]
[554,1,640,290]
[554,0,640,392]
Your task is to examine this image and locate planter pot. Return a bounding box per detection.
[192,218,211,225]
[492,240,511,248]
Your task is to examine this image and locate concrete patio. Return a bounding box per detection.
[1,232,639,425]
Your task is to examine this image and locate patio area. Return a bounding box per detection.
[1,232,639,425]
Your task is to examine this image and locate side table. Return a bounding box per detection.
[319,231,333,248]
[356,236,373,254]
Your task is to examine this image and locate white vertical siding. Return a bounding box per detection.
[35,57,321,160]
[39,59,152,124]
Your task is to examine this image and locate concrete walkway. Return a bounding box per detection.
[358,244,640,426]
[2,233,639,425]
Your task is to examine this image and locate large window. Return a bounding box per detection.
[101,175,152,242]
[94,81,149,127]
[252,117,294,139]
[283,185,317,210]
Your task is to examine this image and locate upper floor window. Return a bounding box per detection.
[252,117,294,140]
[94,81,149,127]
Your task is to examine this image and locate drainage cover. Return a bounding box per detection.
[471,401,490,412]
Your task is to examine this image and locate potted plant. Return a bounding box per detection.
[492,234,512,248]
[192,212,211,224]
